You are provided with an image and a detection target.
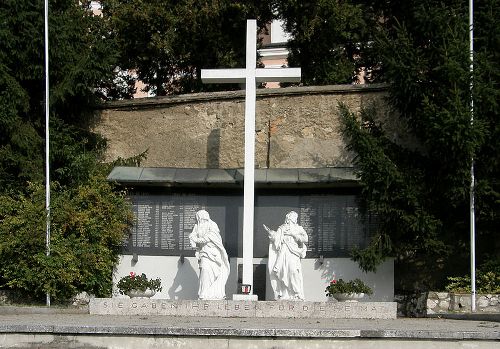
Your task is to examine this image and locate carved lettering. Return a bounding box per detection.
[151,303,156,309]
[319,306,325,312]
[244,304,250,311]
[141,303,148,308]
[103,301,108,308]
[289,305,295,311]
[118,302,123,309]
[344,305,351,312]
[192,303,199,309]
[234,304,240,310]
[171,303,178,309]
[302,305,309,311]
[279,304,284,311]
[203,303,209,310]
[132,303,137,308]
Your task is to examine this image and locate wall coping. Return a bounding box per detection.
[100,83,389,110]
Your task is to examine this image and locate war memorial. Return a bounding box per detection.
[0,19,497,349]
[88,21,394,314]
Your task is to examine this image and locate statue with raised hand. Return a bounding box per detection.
[264,211,308,300]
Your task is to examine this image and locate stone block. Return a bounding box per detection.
[438,300,450,311]
[232,294,258,301]
[478,297,490,308]
[89,299,397,319]
[436,292,448,300]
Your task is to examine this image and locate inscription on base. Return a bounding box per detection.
[90,299,396,319]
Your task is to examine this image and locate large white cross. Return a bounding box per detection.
[201,19,301,297]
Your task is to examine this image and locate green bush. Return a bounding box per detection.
[116,272,162,295]
[445,259,500,294]
[325,278,373,297]
[0,175,132,301]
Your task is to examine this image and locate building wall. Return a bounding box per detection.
[94,84,392,169]
[113,255,394,302]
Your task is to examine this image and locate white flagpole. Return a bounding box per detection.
[44,0,51,307]
[469,0,476,313]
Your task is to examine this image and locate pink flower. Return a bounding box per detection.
[330,279,337,284]
[130,272,136,278]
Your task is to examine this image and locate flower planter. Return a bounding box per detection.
[126,289,156,298]
[330,293,365,302]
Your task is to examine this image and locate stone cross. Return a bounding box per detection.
[201,19,301,298]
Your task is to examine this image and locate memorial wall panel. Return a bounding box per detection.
[123,191,375,258]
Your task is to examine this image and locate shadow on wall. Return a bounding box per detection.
[168,257,199,300]
[207,129,221,168]
[315,258,335,282]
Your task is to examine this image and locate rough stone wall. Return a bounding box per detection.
[93,84,390,169]
[396,291,500,316]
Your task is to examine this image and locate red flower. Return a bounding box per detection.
[130,272,136,278]
[330,279,337,284]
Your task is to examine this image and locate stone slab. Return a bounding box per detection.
[1,313,499,341]
[232,294,258,301]
[89,299,397,319]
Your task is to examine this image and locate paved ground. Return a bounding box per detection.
[0,307,498,340]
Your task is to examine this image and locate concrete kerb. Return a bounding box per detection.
[0,310,499,341]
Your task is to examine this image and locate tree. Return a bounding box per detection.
[101,0,273,95]
[273,0,379,85]
[339,1,499,290]
[0,0,133,301]
[0,0,134,193]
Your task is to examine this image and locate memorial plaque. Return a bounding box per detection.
[124,191,375,258]
[254,194,376,258]
[123,193,241,256]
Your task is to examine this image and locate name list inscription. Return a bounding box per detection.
[126,194,208,256]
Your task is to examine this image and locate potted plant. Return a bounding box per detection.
[117,272,162,298]
[325,277,373,302]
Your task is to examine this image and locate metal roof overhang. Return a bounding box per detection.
[107,167,359,188]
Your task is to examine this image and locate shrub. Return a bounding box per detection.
[445,259,500,294]
[116,272,162,295]
[325,278,373,297]
[0,175,132,302]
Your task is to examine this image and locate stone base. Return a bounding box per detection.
[89,299,397,319]
[232,294,258,301]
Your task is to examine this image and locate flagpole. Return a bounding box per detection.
[44,0,51,307]
[469,0,476,313]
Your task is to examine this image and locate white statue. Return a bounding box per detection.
[189,210,230,300]
[264,211,308,300]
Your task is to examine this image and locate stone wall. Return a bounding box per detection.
[93,84,392,169]
[427,292,500,314]
[396,291,500,316]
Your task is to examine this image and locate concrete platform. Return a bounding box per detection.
[0,307,498,348]
[89,298,397,319]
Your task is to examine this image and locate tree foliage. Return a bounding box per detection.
[273,0,378,85]
[0,0,133,300]
[0,176,132,300]
[101,0,273,95]
[0,0,133,193]
[339,1,499,290]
